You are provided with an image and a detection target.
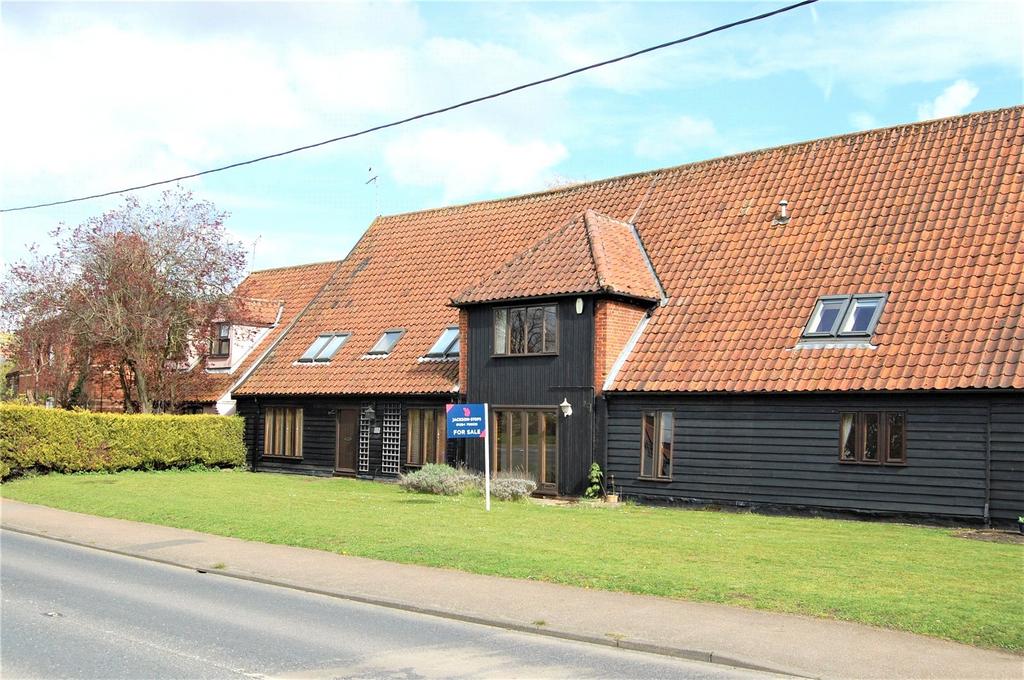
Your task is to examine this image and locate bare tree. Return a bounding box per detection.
[1,188,247,413]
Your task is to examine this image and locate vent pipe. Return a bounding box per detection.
[772,199,790,225]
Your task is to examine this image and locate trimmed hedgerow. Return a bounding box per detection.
[0,404,245,479]
[398,464,479,496]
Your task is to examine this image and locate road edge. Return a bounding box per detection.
[1,525,807,678]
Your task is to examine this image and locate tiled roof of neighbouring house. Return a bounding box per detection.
[181,260,340,404]
[235,106,1023,396]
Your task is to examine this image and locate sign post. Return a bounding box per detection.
[483,403,490,512]
[445,403,490,511]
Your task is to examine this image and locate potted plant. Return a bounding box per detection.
[606,474,619,504]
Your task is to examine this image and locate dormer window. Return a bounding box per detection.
[803,294,886,339]
[211,323,231,357]
[299,333,350,363]
[369,329,405,355]
[494,304,557,355]
[425,326,459,359]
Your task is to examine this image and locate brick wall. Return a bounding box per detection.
[594,299,648,394]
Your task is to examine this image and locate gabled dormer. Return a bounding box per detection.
[450,209,663,495]
[206,296,284,373]
[452,209,662,396]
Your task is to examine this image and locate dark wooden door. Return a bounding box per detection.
[335,408,359,474]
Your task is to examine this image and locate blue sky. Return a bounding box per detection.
[1,1,1021,272]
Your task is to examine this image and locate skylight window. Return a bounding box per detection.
[299,333,350,362]
[802,294,886,339]
[425,326,459,359]
[368,329,405,355]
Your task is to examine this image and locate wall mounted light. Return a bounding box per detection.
[559,398,573,417]
[363,404,376,421]
[575,297,584,314]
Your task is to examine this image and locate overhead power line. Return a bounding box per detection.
[2,0,818,213]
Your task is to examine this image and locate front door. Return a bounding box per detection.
[335,408,359,474]
[492,408,558,494]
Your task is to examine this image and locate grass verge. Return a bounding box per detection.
[3,469,1021,652]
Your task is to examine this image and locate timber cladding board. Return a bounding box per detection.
[989,398,1024,520]
[605,393,1019,519]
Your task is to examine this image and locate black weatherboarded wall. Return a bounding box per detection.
[235,395,454,478]
[605,391,1023,522]
[463,296,596,495]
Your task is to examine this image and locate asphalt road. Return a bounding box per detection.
[1,530,777,679]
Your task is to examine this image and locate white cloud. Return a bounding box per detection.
[513,1,1020,100]
[635,115,723,160]
[384,128,567,201]
[917,80,981,121]
[849,112,879,131]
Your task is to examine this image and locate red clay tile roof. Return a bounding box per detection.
[181,260,339,403]
[237,106,1023,396]
[454,209,662,305]
[232,297,283,326]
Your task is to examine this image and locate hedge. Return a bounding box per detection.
[0,404,245,479]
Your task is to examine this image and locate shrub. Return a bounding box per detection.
[0,404,245,480]
[398,464,478,496]
[489,476,537,501]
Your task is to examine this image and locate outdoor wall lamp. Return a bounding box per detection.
[559,398,573,417]
[363,404,376,421]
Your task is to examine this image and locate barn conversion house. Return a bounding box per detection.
[231,106,1023,524]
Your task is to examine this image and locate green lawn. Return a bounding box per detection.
[3,469,1022,652]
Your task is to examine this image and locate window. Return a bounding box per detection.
[264,407,303,458]
[839,411,905,465]
[299,333,350,362]
[803,294,886,339]
[493,305,557,355]
[640,411,673,480]
[369,329,404,355]
[492,408,557,491]
[211,323,230,356]
[425,327,459,359]
[407,408,446,465]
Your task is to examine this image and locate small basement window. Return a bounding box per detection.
[368,329,405,355]
[803,294,886,339]
[299,333,350,362]
[425,326,460,359]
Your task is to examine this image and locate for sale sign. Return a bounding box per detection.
[445,403,486,439]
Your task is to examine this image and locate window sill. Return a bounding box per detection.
[261,455,304,462]
[490,352,559,359]
[637,476,673,483]
[793,339,877,350]
[838,460,907,467]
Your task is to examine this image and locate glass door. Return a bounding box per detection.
[492,408,557,494]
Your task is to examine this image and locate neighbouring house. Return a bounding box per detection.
[177,260,340,415]
[231,106,1023,525]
